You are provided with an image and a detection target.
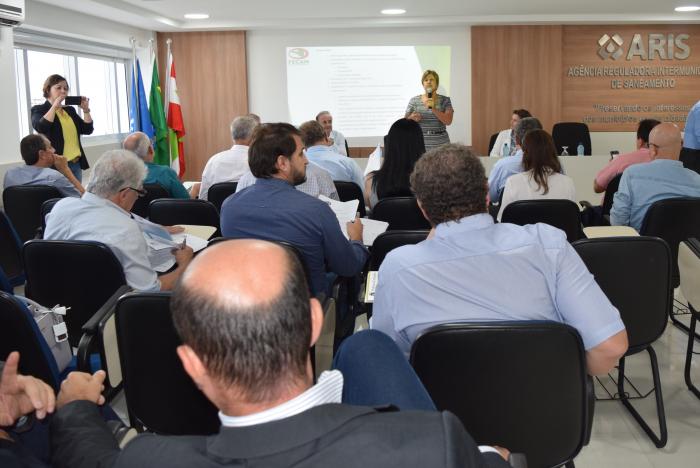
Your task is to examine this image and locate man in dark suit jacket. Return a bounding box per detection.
[49,239,511,468]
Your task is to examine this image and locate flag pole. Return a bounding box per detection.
[129,36,139,129]
[164,38,172,162]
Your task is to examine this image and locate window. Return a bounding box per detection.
[14,46,130,139]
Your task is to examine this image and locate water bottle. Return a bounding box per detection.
[577,142,585,156]
[502,142,509,157]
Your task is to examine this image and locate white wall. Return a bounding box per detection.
[247,27,471,148]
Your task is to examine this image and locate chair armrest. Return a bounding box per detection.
[579,200,593,209]
[76,285,131,372]
[508,453,528,468]
[583,375,595,446]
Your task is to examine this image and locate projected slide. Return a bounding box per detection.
[286,46,451,138]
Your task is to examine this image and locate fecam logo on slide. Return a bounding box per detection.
[288,48,310,65]
[597,33,690,61]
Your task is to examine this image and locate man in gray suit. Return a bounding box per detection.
[49,239,511,468]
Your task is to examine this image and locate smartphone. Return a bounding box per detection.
[64,96,82,106]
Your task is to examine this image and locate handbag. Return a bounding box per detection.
[17,296,73,373]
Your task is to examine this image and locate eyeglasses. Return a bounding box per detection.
[120,187,147,197]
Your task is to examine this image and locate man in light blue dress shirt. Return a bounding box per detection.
[611,123,700,231]
[487,117,542,202]
[300,120,364,191]
[684,100,700,150]
[372,143,628,375]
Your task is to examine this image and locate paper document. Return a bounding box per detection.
[318,195,388,246]
[364,271,378,303]
[179,224,217,240]
[364,145,382,176]
[319,195,359,223]
[171,233,209,253]
[145,232,209,273]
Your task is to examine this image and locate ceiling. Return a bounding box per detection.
[33,0,700,31]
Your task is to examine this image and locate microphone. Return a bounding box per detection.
[427,87,433,109]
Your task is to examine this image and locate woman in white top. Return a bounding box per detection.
[498,129,576,221]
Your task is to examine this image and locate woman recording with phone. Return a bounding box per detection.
[405,69,453,151]
[31,74,93,182]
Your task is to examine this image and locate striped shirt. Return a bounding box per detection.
[236,162,339,200]
[405,95,452,150]
[218,370,343,427]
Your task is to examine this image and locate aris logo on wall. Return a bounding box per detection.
[597,33,691,61]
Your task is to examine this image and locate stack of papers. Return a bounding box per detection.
[143,230,210,273]
[318,195,389,246]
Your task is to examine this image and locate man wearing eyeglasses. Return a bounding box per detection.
[611,122,700,231]
[44,149,193,291]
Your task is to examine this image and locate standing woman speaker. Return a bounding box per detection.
[405,69,453,151]
[31,74,93,182]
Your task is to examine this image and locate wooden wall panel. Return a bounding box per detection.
[157,31,247,180]
[471,26,563,155]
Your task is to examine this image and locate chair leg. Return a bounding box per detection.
[684,311,700,399]
[671,303,700,342]
[564,461,575,468]
[617,349,668,448]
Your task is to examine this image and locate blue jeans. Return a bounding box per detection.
[332,330,436,411]
[67,159,82,183]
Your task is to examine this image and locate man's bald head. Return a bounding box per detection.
[649,122,683,160]
[171,239,312,403]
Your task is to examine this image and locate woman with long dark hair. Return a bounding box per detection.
[498,129,575,221]
[365,119,426,209]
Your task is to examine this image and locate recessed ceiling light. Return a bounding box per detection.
[381,9,407,15]
[675,5,700,12]
[184,13,209,19]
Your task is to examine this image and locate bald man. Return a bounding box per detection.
[49,239,511,468]
[611,122,700,231]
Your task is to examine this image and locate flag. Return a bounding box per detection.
[149,60,169,166]
[128,59,154,138]
[165,49,186,178]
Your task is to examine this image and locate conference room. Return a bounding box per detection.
[1,1,700,467]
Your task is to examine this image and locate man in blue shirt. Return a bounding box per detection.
[487,117,542,202]
[685,100,700,150]
[611,122,700,231]
[300,121,364,191]
[371,143,628,375]
[123,132,191,199]
[220,123,368,296]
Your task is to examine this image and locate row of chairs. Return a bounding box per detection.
[488,122,592,156]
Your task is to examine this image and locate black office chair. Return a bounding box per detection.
[601,173,623,217]
[149,199,220,238]
[501,199,584,242]
[488,132,499,155]
[115,292,219,434]
[0,211,25,288]
[573,236,671,448]
[207,182,238,213]
[552,122,592,156]
[411,322,591,468]
[131,183,170,219]
[679,238,700,400]
[39,198,62,236]
[23,240,126,348]
[3,185,62,242]
[680,147,700,175]
[370,197,431,231]
[369,230,429,271]
[334,181,366,217]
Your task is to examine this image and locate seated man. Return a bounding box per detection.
[489,108,531,157]
[221,123,367,297]
[4,134,84,197]
[44,150,193,290]
[49,240,511,468]
[316,110,348,156]
[199,115,259,200]
[236,161,339,200]
[300,120,364,191]
[122,132,190,199]
[611,122,700,231]
[487,117,542,202]
[372,143,628,375]
[593,119,660,194]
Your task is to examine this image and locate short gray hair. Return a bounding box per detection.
[514,117,543,146]
[87,150,147,199]
[230,116,259,141]
[122,132,151,160]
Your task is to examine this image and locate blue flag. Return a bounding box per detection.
[129,59,154,138]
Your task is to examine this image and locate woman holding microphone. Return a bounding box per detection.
[31,74,93,182]
[405,70,453,150]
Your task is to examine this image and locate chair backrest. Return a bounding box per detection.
[552,122,592,156]
[2,185,63,243]
[679,238,700,311]
[207,182,238,213]
[639,197,700,288]
[149,199,220,237]
[0,211,24,287]
[370,196,431,230]
[488,132,499,154]
[131,184,170,219]
[39,198,62,235]
[333,181,366,217]
[23,240,126,348]
[573,236,671,351]
[501,199,584,242]
[601,173,623,216]
[370,230,429,270]
[411,321,589,468]
[0,291,60,391]
[115,292,219,435]
[680,147,700,175]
